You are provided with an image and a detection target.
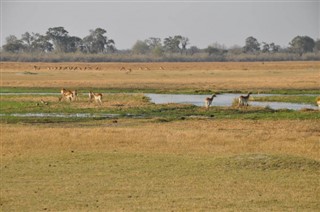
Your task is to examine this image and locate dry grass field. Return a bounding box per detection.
[1,61,319,91]
[1,119,320,211]
[1,61,320,211]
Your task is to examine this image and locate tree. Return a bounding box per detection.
[152,46,164,57]
[21,32,34,52]
[314,39,320,53]
[145,37,162,49]
[163,35,182,53]
[132,40,150,54]
[269,42,280,53]
[31,33,53,52]
[206,46,221,56]
[206,42,226,56]
[144,37,163,56]
[188,46,200,56]
[289,36,315,56]
[261,42,270,53]
[2,35,24,53]
[82,28,114,54]
[46,27,69,52]
[106,39,116,53]
[65,36,82,53]
[243,36,260,53]
[179,36,189,55]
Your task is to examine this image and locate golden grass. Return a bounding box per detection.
[1,61,319,90]
[1,119,320,211]
[1,61,320,210]
[2,119,319,160]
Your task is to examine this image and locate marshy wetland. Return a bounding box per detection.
[1,61,320,211]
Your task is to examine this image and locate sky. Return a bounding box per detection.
[1,0,319,50]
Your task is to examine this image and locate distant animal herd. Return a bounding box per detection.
[33,65,165,74]
[31,65,320,109]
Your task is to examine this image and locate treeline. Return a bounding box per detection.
[1,26,320,62]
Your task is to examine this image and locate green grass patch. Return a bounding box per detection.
[252,95,318,104]
[1,92,319,124]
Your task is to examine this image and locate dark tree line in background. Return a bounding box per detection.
[2,27,115,54]
[2,26,320,62]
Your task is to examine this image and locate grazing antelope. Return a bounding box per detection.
[159,66,164,70]
[59,88,74,102]
[120,66,126,71]
[238,92,252,107]
[36,99,49,106]
[89,91,103,105]
[40,99,48,105]
[205,94,217,109]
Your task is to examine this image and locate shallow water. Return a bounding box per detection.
[1,92,318,111]
[0,113,120,118]
[145,93,318,110]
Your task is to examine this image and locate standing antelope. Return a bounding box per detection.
[72,90,78,101]
[59,88,74,102]
[205,94,217,109]
[238,92,252,106]
[316,97,320,109]
[89,91,103,105]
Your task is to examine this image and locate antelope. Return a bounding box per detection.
[40,99,48,105]
[59,88,74,102]
[205,94,217,109]
[238,92,252,107]
[36,99,49,106]
[316,97,320,109]
[60,88,78,101]
[125,69,132,74]
[33,65,40,70]
[72,90,78,101]
[89,91,103,105]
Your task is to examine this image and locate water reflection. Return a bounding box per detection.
[145,93,318,110]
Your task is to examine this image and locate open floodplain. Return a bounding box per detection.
[1,61,320,211]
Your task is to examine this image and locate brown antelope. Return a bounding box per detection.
[59,88,74,102]
[72,90,78,101]
[33,65,40,70]
[316,97,320,109]
[238,92,252,106]
[205,94,217,109]
[89,91,103,105]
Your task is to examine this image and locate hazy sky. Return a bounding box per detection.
[1,0,319,49]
